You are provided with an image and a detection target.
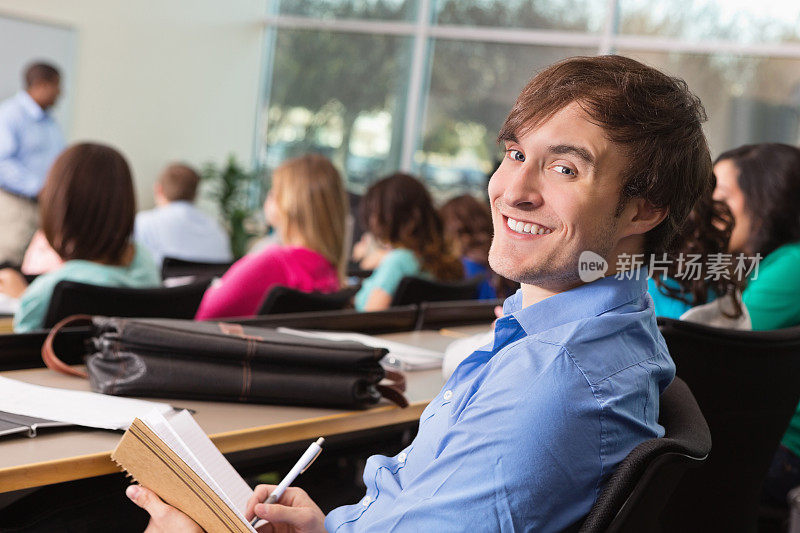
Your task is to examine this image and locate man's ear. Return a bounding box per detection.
[622,198,668,238]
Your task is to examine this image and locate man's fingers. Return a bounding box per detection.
[278,487,312,506]
[126,485,170,517]
[255,502,312,528]
[246,485,275,519]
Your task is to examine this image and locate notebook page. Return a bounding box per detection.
[140,409,256,532]
[277,327,444,370]
[166,410,254,515]
[0,376,173,430]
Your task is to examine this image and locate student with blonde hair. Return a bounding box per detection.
[194,154,348,320]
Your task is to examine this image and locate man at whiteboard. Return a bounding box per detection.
[0,62,64,265]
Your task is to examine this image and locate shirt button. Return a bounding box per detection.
[397,452,407,464]
[362,496,372,506]
[443,390,453,401]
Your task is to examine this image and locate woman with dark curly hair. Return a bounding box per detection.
[354,173,462,311]
[713,143,800,330]
[647,173,747,326]
[439,194,517,299]
[712,143,800,507]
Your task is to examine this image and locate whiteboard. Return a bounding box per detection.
[0,14,76,135]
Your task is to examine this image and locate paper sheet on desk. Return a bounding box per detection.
[277,327,444,370]
[0,376,174,430]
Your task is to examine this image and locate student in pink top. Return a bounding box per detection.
[195,154,348,320]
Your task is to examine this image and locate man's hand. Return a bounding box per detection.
[0,268,28,298]
[245,484,327,533]
[126,485,203,533]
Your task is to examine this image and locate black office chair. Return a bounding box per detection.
[257,285,357,315]
[160,256,231,281]
[656,317,800,533]
[577,377,711,532]
[42,279,211,328]
[390,276,482,306]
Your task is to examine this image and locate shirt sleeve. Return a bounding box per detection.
[743,247,800,330]
[14,272,62,333]
[329,347,603,532]
[0,114,38,197]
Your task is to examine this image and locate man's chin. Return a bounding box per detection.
[489,249,580,288]
[488,250,529,284]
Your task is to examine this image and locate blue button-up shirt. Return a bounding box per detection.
[326,273,675,532]
[0,91,64,198]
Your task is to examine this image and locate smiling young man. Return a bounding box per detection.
[127,55,712,532]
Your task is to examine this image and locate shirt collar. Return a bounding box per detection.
[16,91,46,120]
[501,269,649,336]
[164,200,193,209]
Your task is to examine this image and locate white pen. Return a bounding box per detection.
[250,437,325,526]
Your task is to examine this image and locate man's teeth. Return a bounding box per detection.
[507,217,552,235]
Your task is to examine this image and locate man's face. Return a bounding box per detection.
[488,102,630,290]
[30,78,61,110]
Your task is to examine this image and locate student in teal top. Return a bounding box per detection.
[0,143,160,332]
[646,176,745,321]
[711,143,800,506]
[354,173,462,311]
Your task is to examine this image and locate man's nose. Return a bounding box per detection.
[503,168,544,209]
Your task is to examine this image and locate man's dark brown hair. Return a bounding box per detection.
[498,55,712,255]
[159,163,200,202]
[24,62,60,88]
[40,143,136,264]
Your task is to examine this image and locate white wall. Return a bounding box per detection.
[0,0,267,209]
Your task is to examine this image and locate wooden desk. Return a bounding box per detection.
[0,317,13,334]
[0,324,490,493]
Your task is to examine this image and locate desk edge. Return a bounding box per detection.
[0,401,428,493]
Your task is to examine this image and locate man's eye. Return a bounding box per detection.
[552,165,576,176]
[506,149,525,162]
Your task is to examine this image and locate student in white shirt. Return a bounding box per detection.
[134,163,232,267]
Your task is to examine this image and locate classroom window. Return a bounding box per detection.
[258,0,800,198]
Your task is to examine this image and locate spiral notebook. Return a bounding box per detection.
[112,409,259,533]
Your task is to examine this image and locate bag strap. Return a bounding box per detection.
[377,369,409,408]
[42,314,93,378]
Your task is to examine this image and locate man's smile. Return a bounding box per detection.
[501,215,553,237]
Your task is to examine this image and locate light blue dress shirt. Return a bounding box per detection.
[0,91,64,198]
[133,201,232,266]
[326,273,675,532]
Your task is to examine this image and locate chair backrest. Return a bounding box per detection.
[578,376,711,533]
[160,256,231,281]
[390,276,481,307]
[257,286,357,315]
[43,279,211,328]
[415,299,500,330]
[657,317,800,533]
